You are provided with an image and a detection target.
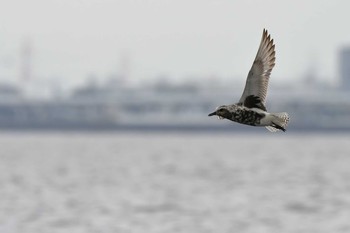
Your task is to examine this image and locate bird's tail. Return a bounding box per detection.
[265,112,290,132]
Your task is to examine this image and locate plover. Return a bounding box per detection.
[208,29,289,132]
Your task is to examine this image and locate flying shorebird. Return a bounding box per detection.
[208,29,289,132]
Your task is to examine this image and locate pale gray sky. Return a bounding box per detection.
[0,0,350,87]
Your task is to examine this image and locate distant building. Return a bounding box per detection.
[0,83,21,99]
[20,38,33,82]
[339,48,350,89]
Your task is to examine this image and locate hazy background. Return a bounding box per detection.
[1,1,350,233]
[1,0,350,90]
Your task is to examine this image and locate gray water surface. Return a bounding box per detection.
[0,132,349,233]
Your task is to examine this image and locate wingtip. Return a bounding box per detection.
[261,29,275,51]
[262,29,272,45]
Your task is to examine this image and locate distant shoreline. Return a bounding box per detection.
[0,124,349,133]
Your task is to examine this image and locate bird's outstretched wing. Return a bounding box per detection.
[237,29,275,110]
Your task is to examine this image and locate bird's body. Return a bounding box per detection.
[210,102,288,132]
[216,104,264,126]
[208,29,289,132]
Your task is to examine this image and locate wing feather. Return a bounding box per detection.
[238,29,276,108]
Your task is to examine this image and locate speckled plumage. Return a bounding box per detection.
[224,104,264,126]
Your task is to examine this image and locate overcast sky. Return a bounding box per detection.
[1,0,350,87]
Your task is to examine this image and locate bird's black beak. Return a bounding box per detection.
[208,111,216,117]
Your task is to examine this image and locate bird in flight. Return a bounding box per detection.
[208,29,289,132]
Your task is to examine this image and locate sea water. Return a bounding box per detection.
[0,131,349,233]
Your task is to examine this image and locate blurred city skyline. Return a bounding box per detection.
[1,0,350,89]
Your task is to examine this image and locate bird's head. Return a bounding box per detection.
[208,105,231,120]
